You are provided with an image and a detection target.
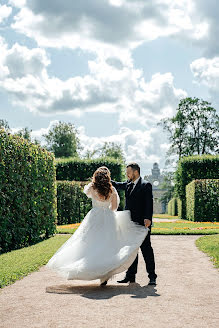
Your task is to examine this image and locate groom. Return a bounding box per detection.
[111,162,157,286]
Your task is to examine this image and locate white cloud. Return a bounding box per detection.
[77,125,171,174]
[0,4,12,24]
[5,43,50,78]
[9,0,26,8]
[0,40,186,125]
[30,120,59,143]
[173,0,219,57]
[7,0,219,59]
[32,122,170,174]
[191,57,219,92]
[10,0,203,53]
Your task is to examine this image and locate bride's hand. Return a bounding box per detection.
[144,219,151,228]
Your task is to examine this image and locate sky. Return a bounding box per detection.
[0,0,218,175]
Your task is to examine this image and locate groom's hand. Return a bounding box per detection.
[144,219,151,228]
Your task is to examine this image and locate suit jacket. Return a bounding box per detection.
[111,177,153,226]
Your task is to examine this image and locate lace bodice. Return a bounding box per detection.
[83,182,120,210]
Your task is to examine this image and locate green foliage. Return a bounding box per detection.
[159,97,219,161]
[97,142,125,162]
[83,142,125,162]
[0,129,57,254]
[186,179,219,222]
[175,154,219,219]
[177,198,182,219]
[55,157,125,209]
[56,181,92,224]
[159,171,175,204]
[55,157,124,181]
[0,119,10,132]
[15,127,32,141]
[43,121,80,158]
[196,235,219,268]
[167,198,178,216]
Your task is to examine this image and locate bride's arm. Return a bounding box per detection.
[83,182,93,198]
[110,187,120,211]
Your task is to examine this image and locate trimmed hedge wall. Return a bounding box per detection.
[167,198,178,216]
[55,157,124,181]
[0,129,57,254]
[56,157,125,210]
[57,181,92,224]
[175,155,219,219]
[186,179,219,222]
[177,198,182,219]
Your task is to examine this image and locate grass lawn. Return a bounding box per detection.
[196,235,219,268]
[1,220,218,289]
[0,234,70,289]
[56,221,219,235]
[153,214,179,219]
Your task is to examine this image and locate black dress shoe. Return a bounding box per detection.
[117,276,135,283]
[148,278,156,286]
[100,280,108,286]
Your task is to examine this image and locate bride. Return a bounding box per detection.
[46,166,148,286]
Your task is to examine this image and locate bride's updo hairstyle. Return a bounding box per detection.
[92,166,113,200]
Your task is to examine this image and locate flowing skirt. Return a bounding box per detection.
[46,208,148,283]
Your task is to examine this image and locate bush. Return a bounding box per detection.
[55,157,124,181]
[175,155,219,219]
[186,179,219,222]
[55,157,125,210]
[0,129,57,254]
[177,198,182,219]
[167,198,178,216]
[57,181,92,224]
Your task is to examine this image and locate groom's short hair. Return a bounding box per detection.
[126,162,140,174]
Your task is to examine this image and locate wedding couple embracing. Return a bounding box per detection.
[46,163,157,287]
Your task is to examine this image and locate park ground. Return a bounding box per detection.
[0,234,218,328]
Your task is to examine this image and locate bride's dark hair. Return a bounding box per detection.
[92,166,113,200]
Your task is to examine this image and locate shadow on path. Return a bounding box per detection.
[45,283,160,300]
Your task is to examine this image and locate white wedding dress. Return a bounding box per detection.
[46,183,148,283]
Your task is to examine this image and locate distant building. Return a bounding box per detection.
[144,163,167,214]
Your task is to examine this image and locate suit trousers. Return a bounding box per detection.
[126,228,157,280]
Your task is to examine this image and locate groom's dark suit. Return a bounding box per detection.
[112,177,157,281]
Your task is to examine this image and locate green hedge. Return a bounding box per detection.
[56,157,125,210]
[186,179,219,222]
[57,181,92,224]
[177,198,182,219]
[167,198,178,216]
[55,157,124,181]
[175,155,219,219]
[0,129,57,254]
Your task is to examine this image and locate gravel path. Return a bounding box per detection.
[0,235,218,328]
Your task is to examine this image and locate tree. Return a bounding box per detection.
[15,127,32,141]
[43,121,80,158]
[83,149,98,159]
[158,97,219,160]
[98,142,125,162]
[158,171,175,204]
[0,119,10,132]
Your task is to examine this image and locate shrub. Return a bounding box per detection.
[55,157,125,210]
[56,181,92,224]
[0,129,57,254]
[175,155,219,219]
[55,157,124,181]
[177,198,182,219]
[167,198,178,216]
[186,179,219,222]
